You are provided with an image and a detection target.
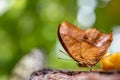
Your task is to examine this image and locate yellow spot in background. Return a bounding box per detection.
[100,52,120,71]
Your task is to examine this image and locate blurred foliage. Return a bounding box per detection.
[0,0,77,77]
[0,0,120,79]
[94,0,120,33]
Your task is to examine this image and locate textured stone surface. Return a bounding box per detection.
[30,69,120,80]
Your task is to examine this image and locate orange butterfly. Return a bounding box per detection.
[58,21,112,67]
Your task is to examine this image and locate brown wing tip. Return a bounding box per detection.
[58,21,70,35]
[60,21,78,29]
[57,21,69,43]
[58,21,69,28]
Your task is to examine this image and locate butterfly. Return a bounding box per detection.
[57,21,112,67]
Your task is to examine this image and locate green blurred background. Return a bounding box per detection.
[0,0,120,80]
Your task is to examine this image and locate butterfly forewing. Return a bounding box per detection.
[58,22,84,62]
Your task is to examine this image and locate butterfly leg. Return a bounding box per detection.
[87,65,93,72]
[89,67,93,72]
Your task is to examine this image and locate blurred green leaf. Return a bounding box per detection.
[94,0,120,33]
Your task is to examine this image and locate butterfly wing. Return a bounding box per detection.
[58,21,84,63]
[81,29,112,66]
[58,21,112,67]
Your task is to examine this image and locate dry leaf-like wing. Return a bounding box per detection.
[58,21,112,67]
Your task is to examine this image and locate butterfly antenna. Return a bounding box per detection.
[58,50,74,61]
[59,50,69,57]
[57,57,73,60]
